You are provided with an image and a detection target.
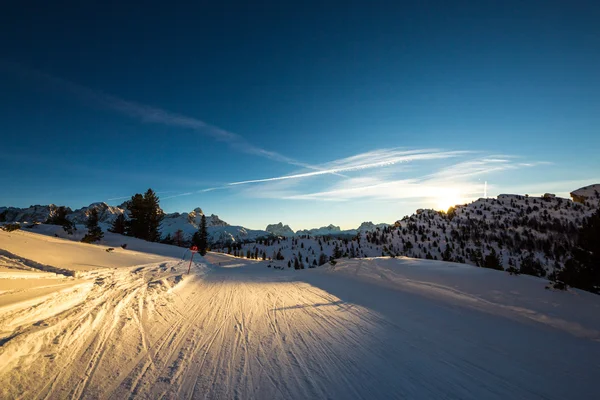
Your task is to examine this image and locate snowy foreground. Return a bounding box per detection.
[1,231,600,399]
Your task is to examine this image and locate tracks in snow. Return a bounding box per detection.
[2,253,599,399]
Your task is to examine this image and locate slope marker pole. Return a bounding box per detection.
[188,246,198,274]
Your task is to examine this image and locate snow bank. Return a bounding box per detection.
[317,257,600,339]
[0,229,177,276]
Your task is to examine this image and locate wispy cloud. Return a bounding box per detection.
[283,179,484,202]
[234,152,549,204]
[423,157,551,181]
[0,60,324,171]
[160,186,228,200]
[228,148,468,186]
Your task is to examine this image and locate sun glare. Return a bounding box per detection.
[437,198,461,212]
[434,189,464,212]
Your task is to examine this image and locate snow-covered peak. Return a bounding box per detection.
[265,222,295,237]
[69,202,126,224]
[357,221,390,232]
[0,204,67,223]
[296,224,345,236]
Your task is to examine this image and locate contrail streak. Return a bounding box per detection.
[228,151,466,186]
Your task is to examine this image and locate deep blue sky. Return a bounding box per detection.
[1,1,599,229]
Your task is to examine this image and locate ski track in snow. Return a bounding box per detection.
[1,252,599,399]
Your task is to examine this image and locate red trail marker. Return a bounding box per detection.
[188,246,198,274]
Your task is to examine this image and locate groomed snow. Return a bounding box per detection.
[0,229,179,276]
[1,234,599,399]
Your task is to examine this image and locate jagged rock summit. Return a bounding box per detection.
[265,222,295,237]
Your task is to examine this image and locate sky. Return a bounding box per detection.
[1,1,599,230]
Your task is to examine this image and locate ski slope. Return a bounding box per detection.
[1,233,599,399]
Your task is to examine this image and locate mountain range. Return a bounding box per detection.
[2,183,599,286]
[0,201,388,244]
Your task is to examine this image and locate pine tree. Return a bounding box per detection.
[318,253,328,266]
[82,208,104,243]
[144,189,164,242]
[47,206,75,234]
[482,248,503,270]
[520,254,546,277]
[109,214,126,234]
[125,194,146,239]
[192,214,209,256]
[173,229,185,247]
[125,189,164,242]
[441,244,453,262]
[333,242,343,259]
[559,209,600,293]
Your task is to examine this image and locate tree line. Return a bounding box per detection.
[41,188,209,256]
[108,188,208,255]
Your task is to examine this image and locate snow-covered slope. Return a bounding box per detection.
[571,184,600,208]
[215,184,600,281]
[1,235,599,399]
[0,229,177,277]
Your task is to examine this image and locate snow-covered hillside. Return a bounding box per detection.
[215,185,600,282]
[1,232,599,399]
[570,183,600,208]
[0,203,270,245]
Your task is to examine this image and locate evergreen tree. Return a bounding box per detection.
[192,214,209,256]
[520,254,546,277]
[47,206,76,234]
[482,248,503,270]
[125,189,164,241]
[125,194,146,239]
[318,253,329,266]
[559,209,600,293]
[333,242,343,259]
[109,214,126,234]
[441,245,453,262]
[144,189,164,242]
[82,208,104,243]
[173,229,185,247]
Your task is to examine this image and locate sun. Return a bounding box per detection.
[435,190,464,212]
